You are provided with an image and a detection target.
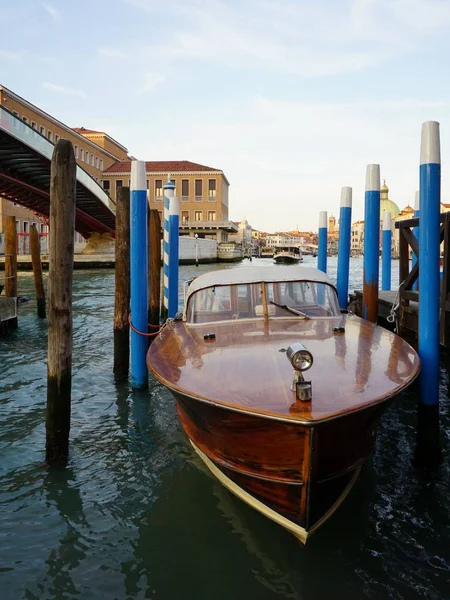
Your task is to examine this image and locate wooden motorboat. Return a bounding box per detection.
[147,266,420,543]
[273,246,303,264]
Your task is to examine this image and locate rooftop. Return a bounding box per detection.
[103,159,223,175]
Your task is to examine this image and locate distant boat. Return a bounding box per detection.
[260,247,274,258]
[147,265,420,543]
[273,246,303,264]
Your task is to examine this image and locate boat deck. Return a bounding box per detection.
[149,315,420,424]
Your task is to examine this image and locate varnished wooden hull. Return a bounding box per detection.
[174,392,389,543]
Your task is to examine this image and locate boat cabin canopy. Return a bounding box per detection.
[184,266,340,324]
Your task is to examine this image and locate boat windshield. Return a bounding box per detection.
[186,281,340,324]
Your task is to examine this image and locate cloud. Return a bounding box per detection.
[42,82,87,98]
[122,0,450,78]
[0,50,22,61]
[140,72,166,93]
[99,47,129,60]
[42,3,59,20]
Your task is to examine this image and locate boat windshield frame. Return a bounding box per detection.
[184,279,340,325]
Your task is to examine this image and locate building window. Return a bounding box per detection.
[16,220,21,232]
[155,179,163,200]
[40,224,47,233]
[95,157,99,169]
[40,125,45,135]
[116,180,123,197]
[85,152,89,164]
[208,179,216,199]
[103,180,110,193]
[90,154,94,166]
[48,131,52,141]
[23,221,29,233]
[181,179,189,202]
[194,210,203,221]
[181,211,189,224]
[195,179,203,202]
[100,159,104,171]
[80,148,84,161]
[74,145,78,158]
[31,121,37,130]
[55,134,59,143]
[208,211,216,221]
[12,110,19,117]
[22,116,28,124]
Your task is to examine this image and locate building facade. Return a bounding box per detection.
[102,160,232,242]
[228,218,253,248]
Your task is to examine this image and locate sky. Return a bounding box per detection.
[1,0,450,232]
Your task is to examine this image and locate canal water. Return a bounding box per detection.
[1,257,449,600]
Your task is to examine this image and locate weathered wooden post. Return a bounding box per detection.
[5,216,17,298]
[114,186,130,381]
[30,223,46,318]
[148,209,162,330]
[414,121,442,471]
[46,139,76,462]
[362,164,381,322]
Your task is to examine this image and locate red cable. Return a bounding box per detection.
[128,314,166,337]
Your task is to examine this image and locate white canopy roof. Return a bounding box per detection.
[186,265,334,303]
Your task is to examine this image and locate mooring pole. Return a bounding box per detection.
[414,121,442,471]
[317,211,327,273]
[114,186,130,381]
[195,233,199,267]
[162,178,174,321]
[46,139,76,462]
[30,224,46,318]
[168,192,180,318]
[413,190,420,291]
[148,209,162,331]
[381,212,392,292]
[337,187,352,309]
[362,164,381,322]
[130,161,148,389]
[5,216,17,298]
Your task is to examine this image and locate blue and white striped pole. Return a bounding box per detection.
[415,120,442,470]
[168,192,180,318]
[163,178,174,320]
[318,211,327,273]
[130,160,148,388]
[336,187,352,309]
[362,164,381,322]
[381,211,392,291]
[412,190,419,291]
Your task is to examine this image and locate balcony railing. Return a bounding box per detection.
[181,195,189,202]
[179,220,238,232]
[195,195,203,202]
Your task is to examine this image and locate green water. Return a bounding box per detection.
[1,258,449,599]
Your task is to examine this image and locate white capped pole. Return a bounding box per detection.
[130,160,148,388]
[415,121,442,471]
[336,187,352,309]
[163,177,174,320]
[318,211,327,273]
[381,211,392,291]
[362,164,381,322]
[168,190,180,318]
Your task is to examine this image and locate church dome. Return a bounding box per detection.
[380,180,400,219]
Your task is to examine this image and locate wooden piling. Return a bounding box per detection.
[5,216,17,298]
[114,186,130,380]
[148,209,162,332]
[46,140,76,462]
[30,224,46,318]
